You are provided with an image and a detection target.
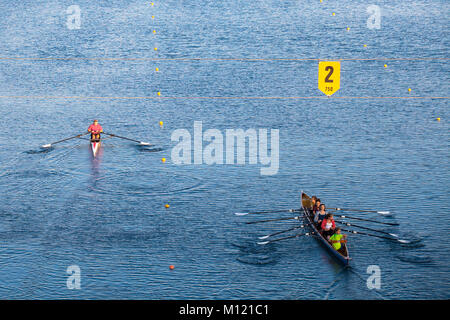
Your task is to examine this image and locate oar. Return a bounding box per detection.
[103,132,153,146]
[258,225,305,239]
[258,232,314,245]
[235,209,300,216]
[340,228,410,244]
[332,214,399,226]
[335,220,400,238]
[246,216,302,225]
[41,132,89,148]
[330,208,391,215]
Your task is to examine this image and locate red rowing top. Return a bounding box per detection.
[88,124,103,133]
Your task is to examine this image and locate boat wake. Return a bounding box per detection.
[231,237,281,266]
[89,170,204,197]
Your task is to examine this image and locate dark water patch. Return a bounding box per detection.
[25,148,52,155]
[0,230,41,242]
[0,168,67,179]
[137,147,164,153]
[236,254,277,266]
[396,253,433,264]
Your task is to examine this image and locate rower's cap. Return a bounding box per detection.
[93,119,98,122]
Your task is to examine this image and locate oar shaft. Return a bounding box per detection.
[340,228,404,242]
[334,214,398,226]
[42,132,88,147]
[259,225,304,239]
[246,216,300,224]
[336,220,396,236]
[258,232,313,245]
[331,208,390,214]
[103,132,141,143]
[103,132,153,146]
[235,209,299,216]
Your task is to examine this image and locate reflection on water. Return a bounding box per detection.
[90,142,103,181]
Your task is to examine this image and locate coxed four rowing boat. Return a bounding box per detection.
[301,191,351,266]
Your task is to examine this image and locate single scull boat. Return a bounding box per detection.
[90,139,101,157]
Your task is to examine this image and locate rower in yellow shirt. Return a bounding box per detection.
[329,228,347,251]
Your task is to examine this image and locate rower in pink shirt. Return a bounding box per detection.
[88,120,103,142]
[321,214,336,240]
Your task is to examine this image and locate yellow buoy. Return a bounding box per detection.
[165,204,170,208]
[363,44,367,48]
[159,121,163,126]
[332,12,335,16]
[436,118,441,121]
[154,47,158,51]
[151,2,154,6]
[161,158,166,163]
[384,64,387,68]
[157,91,161,96]
[153,30,156,34]
[155,67,159,72]
[346,27,350,31]
[408,88,412,92]
[152,15,155,19]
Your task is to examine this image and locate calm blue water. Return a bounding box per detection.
[0,0,449,299]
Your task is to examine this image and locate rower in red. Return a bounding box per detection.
[88,119,103,142]
[321,213,336,240]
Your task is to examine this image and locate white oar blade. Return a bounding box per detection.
[234,212,249,216]
[378,211,391,215]
[389,233,399,238]
[258,235,269,240]
[398,239,410,244]
[41,144,52,148]
[257,241,269,245]
[139,142,151,146]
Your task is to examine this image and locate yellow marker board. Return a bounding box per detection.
[318,61,341,96]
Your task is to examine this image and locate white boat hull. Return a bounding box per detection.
[91,141,101,157]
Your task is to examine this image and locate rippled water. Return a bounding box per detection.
[0,0,449,299]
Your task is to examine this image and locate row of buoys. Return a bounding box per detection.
[153,3,168,167]
[152,2,159,82]
[150,3,171,227]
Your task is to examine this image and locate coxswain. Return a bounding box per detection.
[313,198,321,214]
[310,196,317,210]
[88,119,103,142]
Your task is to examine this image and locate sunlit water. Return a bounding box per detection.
[0,0,448,299]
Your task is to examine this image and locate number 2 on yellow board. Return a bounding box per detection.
[318,61,341,96]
